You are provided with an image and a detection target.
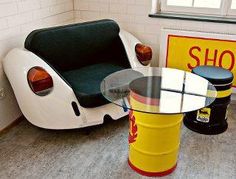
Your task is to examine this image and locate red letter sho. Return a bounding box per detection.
[205,48,218,66]
[188,46,201,70]
[219,50,235,71]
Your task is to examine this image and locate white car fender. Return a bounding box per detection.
[3,48,128,129]
[119,30,151,68]
[3,48,86,129]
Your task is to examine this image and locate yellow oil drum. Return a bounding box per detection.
[128,89,183,177]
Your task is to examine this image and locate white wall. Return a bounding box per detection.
[0,0,74,130]
[74,0,236,66]
[74,0,160,66]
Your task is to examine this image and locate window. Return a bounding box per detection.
[228,0,236,15]
[232,0,236,9]
[161,0,236,17]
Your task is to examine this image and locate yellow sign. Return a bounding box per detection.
[166,35,236,87]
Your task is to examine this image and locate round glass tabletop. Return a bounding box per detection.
[101,67,217,114]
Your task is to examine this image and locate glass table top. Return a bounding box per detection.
[101,67,217,114]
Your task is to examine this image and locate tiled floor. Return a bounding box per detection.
[0,105,236,179]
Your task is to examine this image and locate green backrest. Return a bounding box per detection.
[25,19,130,72]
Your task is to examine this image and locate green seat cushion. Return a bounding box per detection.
[25,19,129,72]
[62,63,125,108]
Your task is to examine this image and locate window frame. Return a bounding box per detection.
[160,0,236,17]
[228,0,236,16]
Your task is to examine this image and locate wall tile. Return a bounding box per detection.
[0,0,74,130]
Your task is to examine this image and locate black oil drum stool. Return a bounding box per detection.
[184,66,234,135]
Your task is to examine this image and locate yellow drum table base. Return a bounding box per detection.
[101,67,217,177]
[128,110,183,177]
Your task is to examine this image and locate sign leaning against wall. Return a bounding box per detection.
[160,29,236,88]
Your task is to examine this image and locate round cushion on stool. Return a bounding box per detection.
[184,65,234,135]
[192,66,233,85]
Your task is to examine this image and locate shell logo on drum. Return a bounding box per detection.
[197,108,211,123]
[129,110,138,144]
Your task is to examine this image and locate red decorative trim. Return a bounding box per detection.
[168,34,236,43]
[128,110,138,144]
[128,159,177,177]
[130,91,160,106]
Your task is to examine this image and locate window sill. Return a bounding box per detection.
[149,12,236,24]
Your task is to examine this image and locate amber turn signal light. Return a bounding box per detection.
[135,43,152,66]
[27,67,53,96]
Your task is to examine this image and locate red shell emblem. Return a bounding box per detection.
[128,110,138,144]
